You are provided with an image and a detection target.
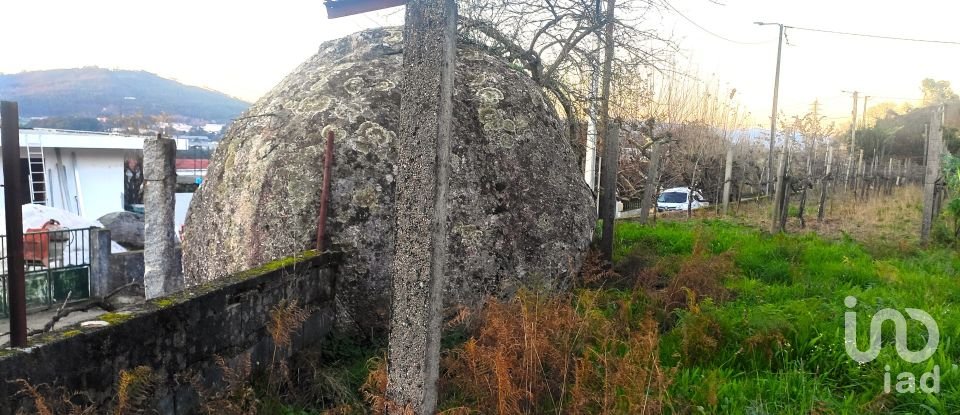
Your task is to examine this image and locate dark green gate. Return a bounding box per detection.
[0,227,93,316]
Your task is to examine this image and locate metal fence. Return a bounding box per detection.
[0,227,94,315]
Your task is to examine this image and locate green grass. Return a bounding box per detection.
[612,219,960,414]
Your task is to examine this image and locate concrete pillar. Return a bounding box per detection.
[599,122,620,260]
[386,0,456,413]
[89,228,112,298]
[921,106,945,245]
[771,147,786,233]
[722,145,734,216]
[638,140,661,224]
[817,146,833,222]
[143,135,181,299]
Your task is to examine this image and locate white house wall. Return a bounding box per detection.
[0,148,127,222]
[61,148,126,220]
[0,130,194,234]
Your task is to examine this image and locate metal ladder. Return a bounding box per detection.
[25,135,47,205]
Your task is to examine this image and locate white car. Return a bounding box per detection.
[656,187,710,212]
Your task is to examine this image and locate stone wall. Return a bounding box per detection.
[106,247,183,297]
[0,250,338,415]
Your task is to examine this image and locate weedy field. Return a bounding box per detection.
[297,209,948,414]
[137,188,956,414]
[355,216,949,414]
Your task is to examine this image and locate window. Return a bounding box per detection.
[658,192,687,204]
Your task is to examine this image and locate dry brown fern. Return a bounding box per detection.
[114,366,157,415]
[268,300,311,349]
[191,354,257,415]
[14,379,53,415]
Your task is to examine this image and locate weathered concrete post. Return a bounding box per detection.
[722,145,734,216]
[771,146,786,233]
[386,0,456,413]
[638,140,661,224]
[885,157,893,195]
[921,105,945,245]
[853,148,866,197]
[896,159,904,187]
[143,134,180,299]
[905,158,912,185]
[89,228,112,298]
[597,0,618,259]
[817,146,833,222]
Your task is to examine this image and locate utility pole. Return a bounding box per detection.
[921,106,945,245]
[771,144,786,233]
[755,22,785,196]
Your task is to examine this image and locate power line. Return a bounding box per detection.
[860,95,925,102]
[661,1,768,45]
[785,25,960,46]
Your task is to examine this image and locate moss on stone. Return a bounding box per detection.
[151,298,176,309]
[99,312,134,325]
[0,348,20,357]
[229,250,320,282]
[62,329,82,338]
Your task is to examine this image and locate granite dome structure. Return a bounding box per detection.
[182,27,595,330]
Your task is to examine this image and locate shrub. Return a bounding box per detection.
[441,289,672,414]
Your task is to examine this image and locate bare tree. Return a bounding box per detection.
[460,0,675,155]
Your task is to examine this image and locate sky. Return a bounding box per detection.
[659,0,960,127]
[1,0,958,127]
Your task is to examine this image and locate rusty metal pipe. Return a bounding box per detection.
[1,101,27,347]
[316,129,335,252]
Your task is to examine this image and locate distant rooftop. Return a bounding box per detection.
[17,128,188,150]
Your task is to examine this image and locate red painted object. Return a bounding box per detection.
[24,219,64,267]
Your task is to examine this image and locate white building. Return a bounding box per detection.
[0,129,187,222]
[202,123,224,134]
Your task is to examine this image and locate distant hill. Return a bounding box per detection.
[0,67,250,122]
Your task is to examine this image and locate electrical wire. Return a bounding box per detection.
[661,0,768,45]
[785,25,960,46]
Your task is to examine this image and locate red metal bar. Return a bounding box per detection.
[1,101,27,347]
[324,0,406,18]
[316,129,335,252]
